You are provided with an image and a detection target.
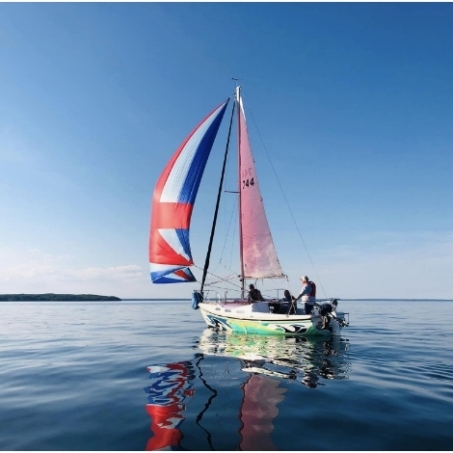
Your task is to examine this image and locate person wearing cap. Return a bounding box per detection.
[248,283,265,303]
[293,276,317,314]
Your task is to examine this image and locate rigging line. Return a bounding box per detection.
[202,284,242,294]
[194,265,243,290]
[204,284,237,293]
[201,99,236,293]
[247,107,328,299]
[228,195,238,274]
[213,195,238,273]
[212,143,234,273]
[204,273,239,286]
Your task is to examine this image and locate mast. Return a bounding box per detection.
[236,85,246,299]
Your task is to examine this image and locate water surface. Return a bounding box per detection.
[0,300,452,450]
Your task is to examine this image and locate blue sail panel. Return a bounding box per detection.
[149,99,230,283]
[150,264,196,284]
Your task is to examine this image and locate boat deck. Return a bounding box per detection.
[199,300,314,320]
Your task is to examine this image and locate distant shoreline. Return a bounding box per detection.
[0,294,121,301]
[1,296,451,302]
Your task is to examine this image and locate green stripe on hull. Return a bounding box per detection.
[204,312,332,337]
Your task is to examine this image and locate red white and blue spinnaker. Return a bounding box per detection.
[149,99,230,284]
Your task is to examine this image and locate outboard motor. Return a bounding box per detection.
[329,299,349,329]
[192,291,203,310]
[331,298,338,310]
[319,303,333,331]
[319,299,342,332]
[320,302,333,317]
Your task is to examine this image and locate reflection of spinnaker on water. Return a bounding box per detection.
[144,362,196,451]
[144,358,286,451]
[143,332,350,450]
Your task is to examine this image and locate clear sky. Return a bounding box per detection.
[1,2,452,299]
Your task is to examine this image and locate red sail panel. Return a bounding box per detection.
[149,99,229,284]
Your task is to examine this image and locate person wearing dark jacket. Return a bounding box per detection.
[283,290,297,315]
[248,284,264,303]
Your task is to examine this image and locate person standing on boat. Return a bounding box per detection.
[248,284,265,303]
[293,276,316,314]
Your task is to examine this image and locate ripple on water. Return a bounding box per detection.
[0,300,452,450]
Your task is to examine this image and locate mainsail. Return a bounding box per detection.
[236,88,285,279]
[149,99,229,283]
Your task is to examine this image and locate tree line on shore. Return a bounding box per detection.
[0,294,121,301]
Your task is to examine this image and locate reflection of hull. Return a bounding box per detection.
[199,301,345,336]
[197,328,350,386]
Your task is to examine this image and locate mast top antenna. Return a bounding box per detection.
[232,78,242,99]
[231,77,241,87]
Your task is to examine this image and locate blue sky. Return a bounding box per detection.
[1,2,452,299]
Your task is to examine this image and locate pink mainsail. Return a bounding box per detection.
[237,88,285,279]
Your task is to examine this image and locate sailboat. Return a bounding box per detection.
[149,86,349,336]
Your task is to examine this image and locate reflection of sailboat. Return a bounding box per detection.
[148,86,349,336]
[144,357,286,451]
[197,328,351,388]
[144,332,350,450]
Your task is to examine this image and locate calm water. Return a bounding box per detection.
[0,300,452,450]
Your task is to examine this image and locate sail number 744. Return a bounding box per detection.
[242,178,255,189]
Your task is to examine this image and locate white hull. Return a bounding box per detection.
[198,301,347,336]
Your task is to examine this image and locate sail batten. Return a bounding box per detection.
[149,99,230,284]
[236,88,285,280]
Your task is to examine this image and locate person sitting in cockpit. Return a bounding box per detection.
[248,284,265,303]
[283,290,297,314]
